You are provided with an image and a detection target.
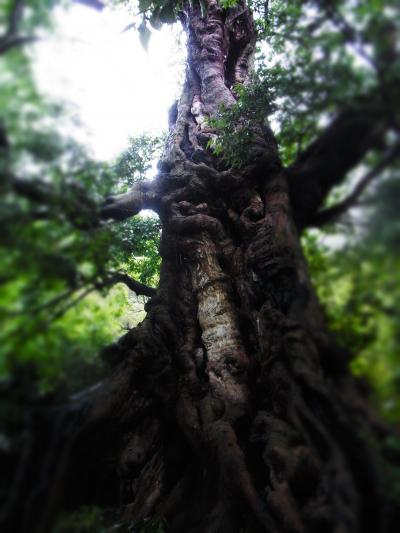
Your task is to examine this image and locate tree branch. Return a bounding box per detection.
[7,0,24,37]
[287,103,388,228]
[0,35,39,54]
[2,272,155,325]
[315,0,377,70]
[0,0,105,55]
[2,287,81,317]
[310,143,400,227]
[8,175,99,228]
[46,285,96,323]
[102,272,156,298]
[0,0,38,55]
[6,173,161,228]
[100,180,159,221]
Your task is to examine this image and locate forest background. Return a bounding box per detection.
[0,0,400,526]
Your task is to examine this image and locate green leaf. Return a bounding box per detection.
[150,8,163,30]
[220,0,238,7]
[139,0,153,12]
[138,21,151,51]
[159,4,176,24]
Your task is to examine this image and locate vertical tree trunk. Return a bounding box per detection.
[1,2,396,532]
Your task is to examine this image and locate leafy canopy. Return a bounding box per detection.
[0,13,163,391]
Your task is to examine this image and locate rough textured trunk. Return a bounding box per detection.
[1,2,397,532]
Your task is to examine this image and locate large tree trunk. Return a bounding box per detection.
[1,2,397,532]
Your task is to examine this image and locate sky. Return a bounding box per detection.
[32,3,185,161]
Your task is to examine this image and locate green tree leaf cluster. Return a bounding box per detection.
[0,15,163,392]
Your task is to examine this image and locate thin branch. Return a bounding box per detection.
[319,1,377,70]
[1,271,155,326]
[310,143,400,227]
[1,287,80,317]
[11,175,54,203]
[40,272,155,326]
[45,286,96,324]
[0,0,38,55]
[7,0,24,37]
[0,0,106,55]
[7,171,160,233]
[102,272,156,298]
[9,174,99,228]
[1,285,97,345]
[0,35,39,54]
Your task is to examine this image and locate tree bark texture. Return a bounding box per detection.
[1,2,397,532]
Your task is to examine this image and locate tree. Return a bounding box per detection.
[1,1,400,532]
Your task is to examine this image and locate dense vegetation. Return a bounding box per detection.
[0,0,399,531]
[0,5,164,392]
